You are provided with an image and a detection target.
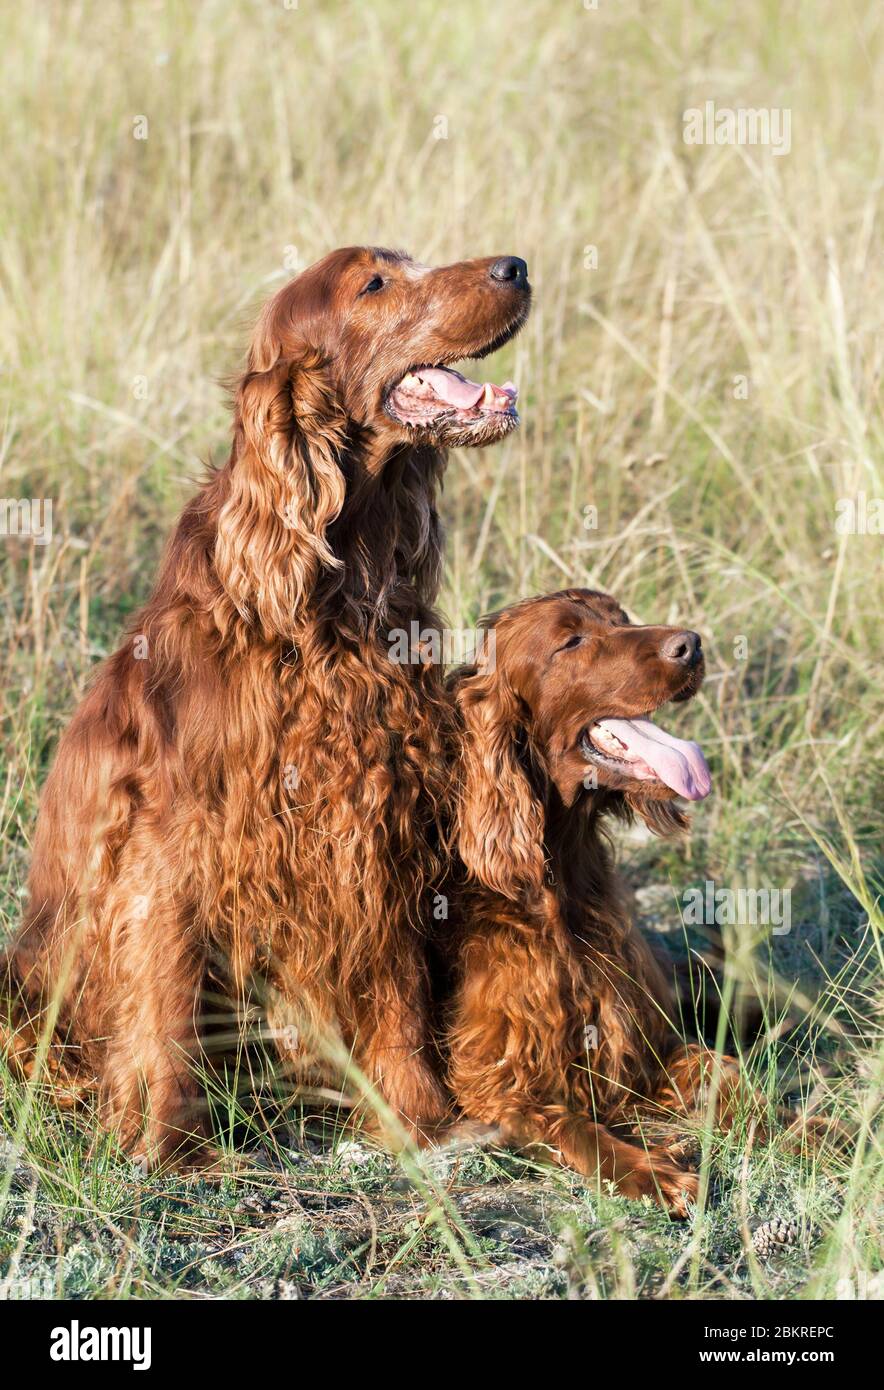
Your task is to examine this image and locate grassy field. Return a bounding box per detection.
[0,0,881,1300]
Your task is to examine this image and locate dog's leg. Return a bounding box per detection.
[264,942,448,1147]
[96,852,207,1168]
[511,1111,698,1216]
[445,1074,698,1214]
[359,966,450,1147]
[650,1043,748,1132]
[649,1043,850,1156]
[446,926,698,1214]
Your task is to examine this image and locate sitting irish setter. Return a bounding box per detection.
[2,246,531,1166]
[443,588,732,1215]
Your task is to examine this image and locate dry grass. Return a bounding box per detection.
[0,0,881,1299]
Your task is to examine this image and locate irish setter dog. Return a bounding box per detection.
[3,246,531,1166]
[443,588,729,1215]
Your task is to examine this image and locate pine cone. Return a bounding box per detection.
[751,1216,799,1257]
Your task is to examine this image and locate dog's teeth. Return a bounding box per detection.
[481,383,495,405]
[402,373,421,387]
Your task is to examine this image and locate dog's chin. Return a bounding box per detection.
[625,791,689,837]
[577,783,688,838]
[383,358,522,447]
[397,407,520,448]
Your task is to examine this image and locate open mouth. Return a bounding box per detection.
[384,306,528,433]
[385,364,518,429]
[579,709,711,802]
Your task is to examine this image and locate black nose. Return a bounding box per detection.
[490,256,529,289]
[661,630,702,668]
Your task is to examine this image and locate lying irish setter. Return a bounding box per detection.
[2,247,531,1166]
[443,588,733,1214]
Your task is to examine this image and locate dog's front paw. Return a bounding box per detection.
[653,1159,699,1218]
[620,1152,699,1217]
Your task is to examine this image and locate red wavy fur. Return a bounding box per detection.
[2,246,531,1165]
[443,591,758,1214]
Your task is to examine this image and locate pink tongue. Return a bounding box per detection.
[416,367,485,408]
[595,717,711,801]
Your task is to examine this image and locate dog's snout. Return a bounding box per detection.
[490,256,529,289]
[660,630,702,668]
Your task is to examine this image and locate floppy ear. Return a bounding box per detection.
[455,670,547,903]
[215,348,347,639]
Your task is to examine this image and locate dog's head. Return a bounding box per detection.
[217,246,530,637]
[453,589,711,900]
[248,246,530,450]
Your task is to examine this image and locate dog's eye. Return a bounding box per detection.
[360,275,385,295]
[558,634,583,652]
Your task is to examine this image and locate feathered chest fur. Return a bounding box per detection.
[158,622,457,959]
